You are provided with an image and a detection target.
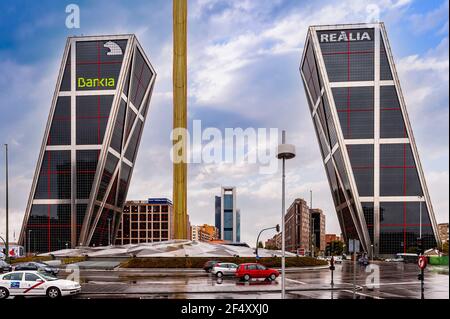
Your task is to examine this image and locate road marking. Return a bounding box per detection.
[342,290,383,299]
[286,278,307,285]
[363,281,429,287]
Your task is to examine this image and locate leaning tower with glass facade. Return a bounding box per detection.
[19,35,156,253]
[300,23,439,256]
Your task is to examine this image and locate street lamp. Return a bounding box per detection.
[277,130,296,300]
[255,225,280,259]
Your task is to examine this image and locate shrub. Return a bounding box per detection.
[120,256,327,269]
[10,255,53,264]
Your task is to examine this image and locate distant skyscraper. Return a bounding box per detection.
[310,208,326,252]
[215,196,221,238]
[300,23,439,256]
[19,35,156,253]
[217,187,240,242]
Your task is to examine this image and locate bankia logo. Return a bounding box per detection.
[104,41,123,56]
[320,31,372,43]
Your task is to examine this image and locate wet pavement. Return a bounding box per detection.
[61,261,448,299]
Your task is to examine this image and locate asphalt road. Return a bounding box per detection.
[61,261,448,299]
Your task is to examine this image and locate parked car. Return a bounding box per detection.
[333,256,343,264]
[203,260,222,273]
[235,263,279,282]
[0,271,80,299]
[0,261,12,274]
[13,262,59,276]
[211,263,238,278]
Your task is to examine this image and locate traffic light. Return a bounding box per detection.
[417,238,423,254]
[276,224,280,233]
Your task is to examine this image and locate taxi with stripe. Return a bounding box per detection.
[0,271,81,299]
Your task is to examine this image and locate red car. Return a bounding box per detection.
[236,263,279,281]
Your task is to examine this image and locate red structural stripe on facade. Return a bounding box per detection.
[403,143,407,253]
[367,224,431,228]
[337,108,373,113]
[27,224,77,228]
[47,152,51,252]
[43,170,71,174]
[53,116,110,121]
[347,32,351,82]
[322,50,374,56]
[76,61,122,65]
[77,170,97,174]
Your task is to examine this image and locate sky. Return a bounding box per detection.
[0,0,448,246]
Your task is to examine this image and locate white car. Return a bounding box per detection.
[0,271,81,299]
[211,263,238,278]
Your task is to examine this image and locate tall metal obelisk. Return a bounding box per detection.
[173,0,188,239]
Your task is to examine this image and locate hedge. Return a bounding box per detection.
[10,255,86,265]
[121,256,328,269]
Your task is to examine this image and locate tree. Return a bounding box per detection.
[258,241,264,249]
[327,240,344,255]
[442,242,449,255]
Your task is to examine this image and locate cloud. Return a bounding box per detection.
[409,0,449,34]
[0,0,448,247]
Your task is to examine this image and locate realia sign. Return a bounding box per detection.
[320,31,372,43]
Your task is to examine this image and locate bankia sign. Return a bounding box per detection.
[76,40,127,91]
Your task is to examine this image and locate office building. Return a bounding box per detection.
[190,224,219,242]
[19,35,156,252]
[215,187,240,242]
[438,223,449,245]
[285,198,310,254]
[115,199,173,245]
[265,233,282,250]
[325,234,341,245]
[311,208,326,252]
[215,196,221,238]
[300,23,439,256]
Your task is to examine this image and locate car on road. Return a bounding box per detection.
[386,253,418,264]
[236,263,279,282]
[0,271,81,299]
[0,260,12,274]
[203,260,222,273]
[13,262,59,276]
[385,256,405,262]
[333,256,343,264]
[211,263,238,278]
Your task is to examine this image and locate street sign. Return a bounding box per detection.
[348,239,360,253]
[418,256,428,270]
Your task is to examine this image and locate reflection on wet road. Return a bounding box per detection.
[72,262,448,299]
